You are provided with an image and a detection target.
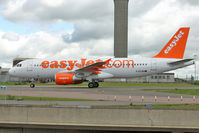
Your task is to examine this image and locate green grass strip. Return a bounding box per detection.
[0,95,97,101]
[100,83,197,87]
[151,104,199,109]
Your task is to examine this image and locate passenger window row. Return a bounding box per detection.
[37,63,148,67]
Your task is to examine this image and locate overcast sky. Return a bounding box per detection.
[0,0,198,79]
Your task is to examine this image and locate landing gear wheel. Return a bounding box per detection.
[88,82,94,88]
[94,82,99,88]
[30,83,35,88]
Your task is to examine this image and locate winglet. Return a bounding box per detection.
[153,27,190,59]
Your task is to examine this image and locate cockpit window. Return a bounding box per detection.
[16,64,22,67]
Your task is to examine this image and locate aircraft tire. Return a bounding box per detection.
[94,82,99,88]
[30,83,35,88]
[88,82,94,88]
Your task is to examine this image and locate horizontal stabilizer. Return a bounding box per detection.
[168,59,193,65]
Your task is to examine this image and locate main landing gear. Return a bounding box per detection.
[88,82,99,88]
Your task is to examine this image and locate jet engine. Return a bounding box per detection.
[55,73,82,85]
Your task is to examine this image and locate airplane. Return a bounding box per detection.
[9,27,194,88]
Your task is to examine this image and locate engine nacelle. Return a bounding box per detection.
[55,73,82,85]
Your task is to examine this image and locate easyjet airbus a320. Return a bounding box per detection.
[9,27,194,88]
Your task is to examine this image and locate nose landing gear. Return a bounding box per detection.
[30,83,35,88]
[30,78,35,88]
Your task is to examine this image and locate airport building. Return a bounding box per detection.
[0,67,10,82]
[114,0,129,58]
[104,73,175,83]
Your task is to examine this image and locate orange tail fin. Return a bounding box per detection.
[153,27,190,59]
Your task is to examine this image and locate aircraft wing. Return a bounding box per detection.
[59,58,111,75]
[75,58,111,73]
[168,59,194,65]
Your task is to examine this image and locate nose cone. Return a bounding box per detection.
[8,68,14,76]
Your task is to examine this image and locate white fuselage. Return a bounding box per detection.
[9,57,194,80]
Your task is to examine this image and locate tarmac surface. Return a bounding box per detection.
[0,85,199,106]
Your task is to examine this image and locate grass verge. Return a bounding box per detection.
[0,95,97,101]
